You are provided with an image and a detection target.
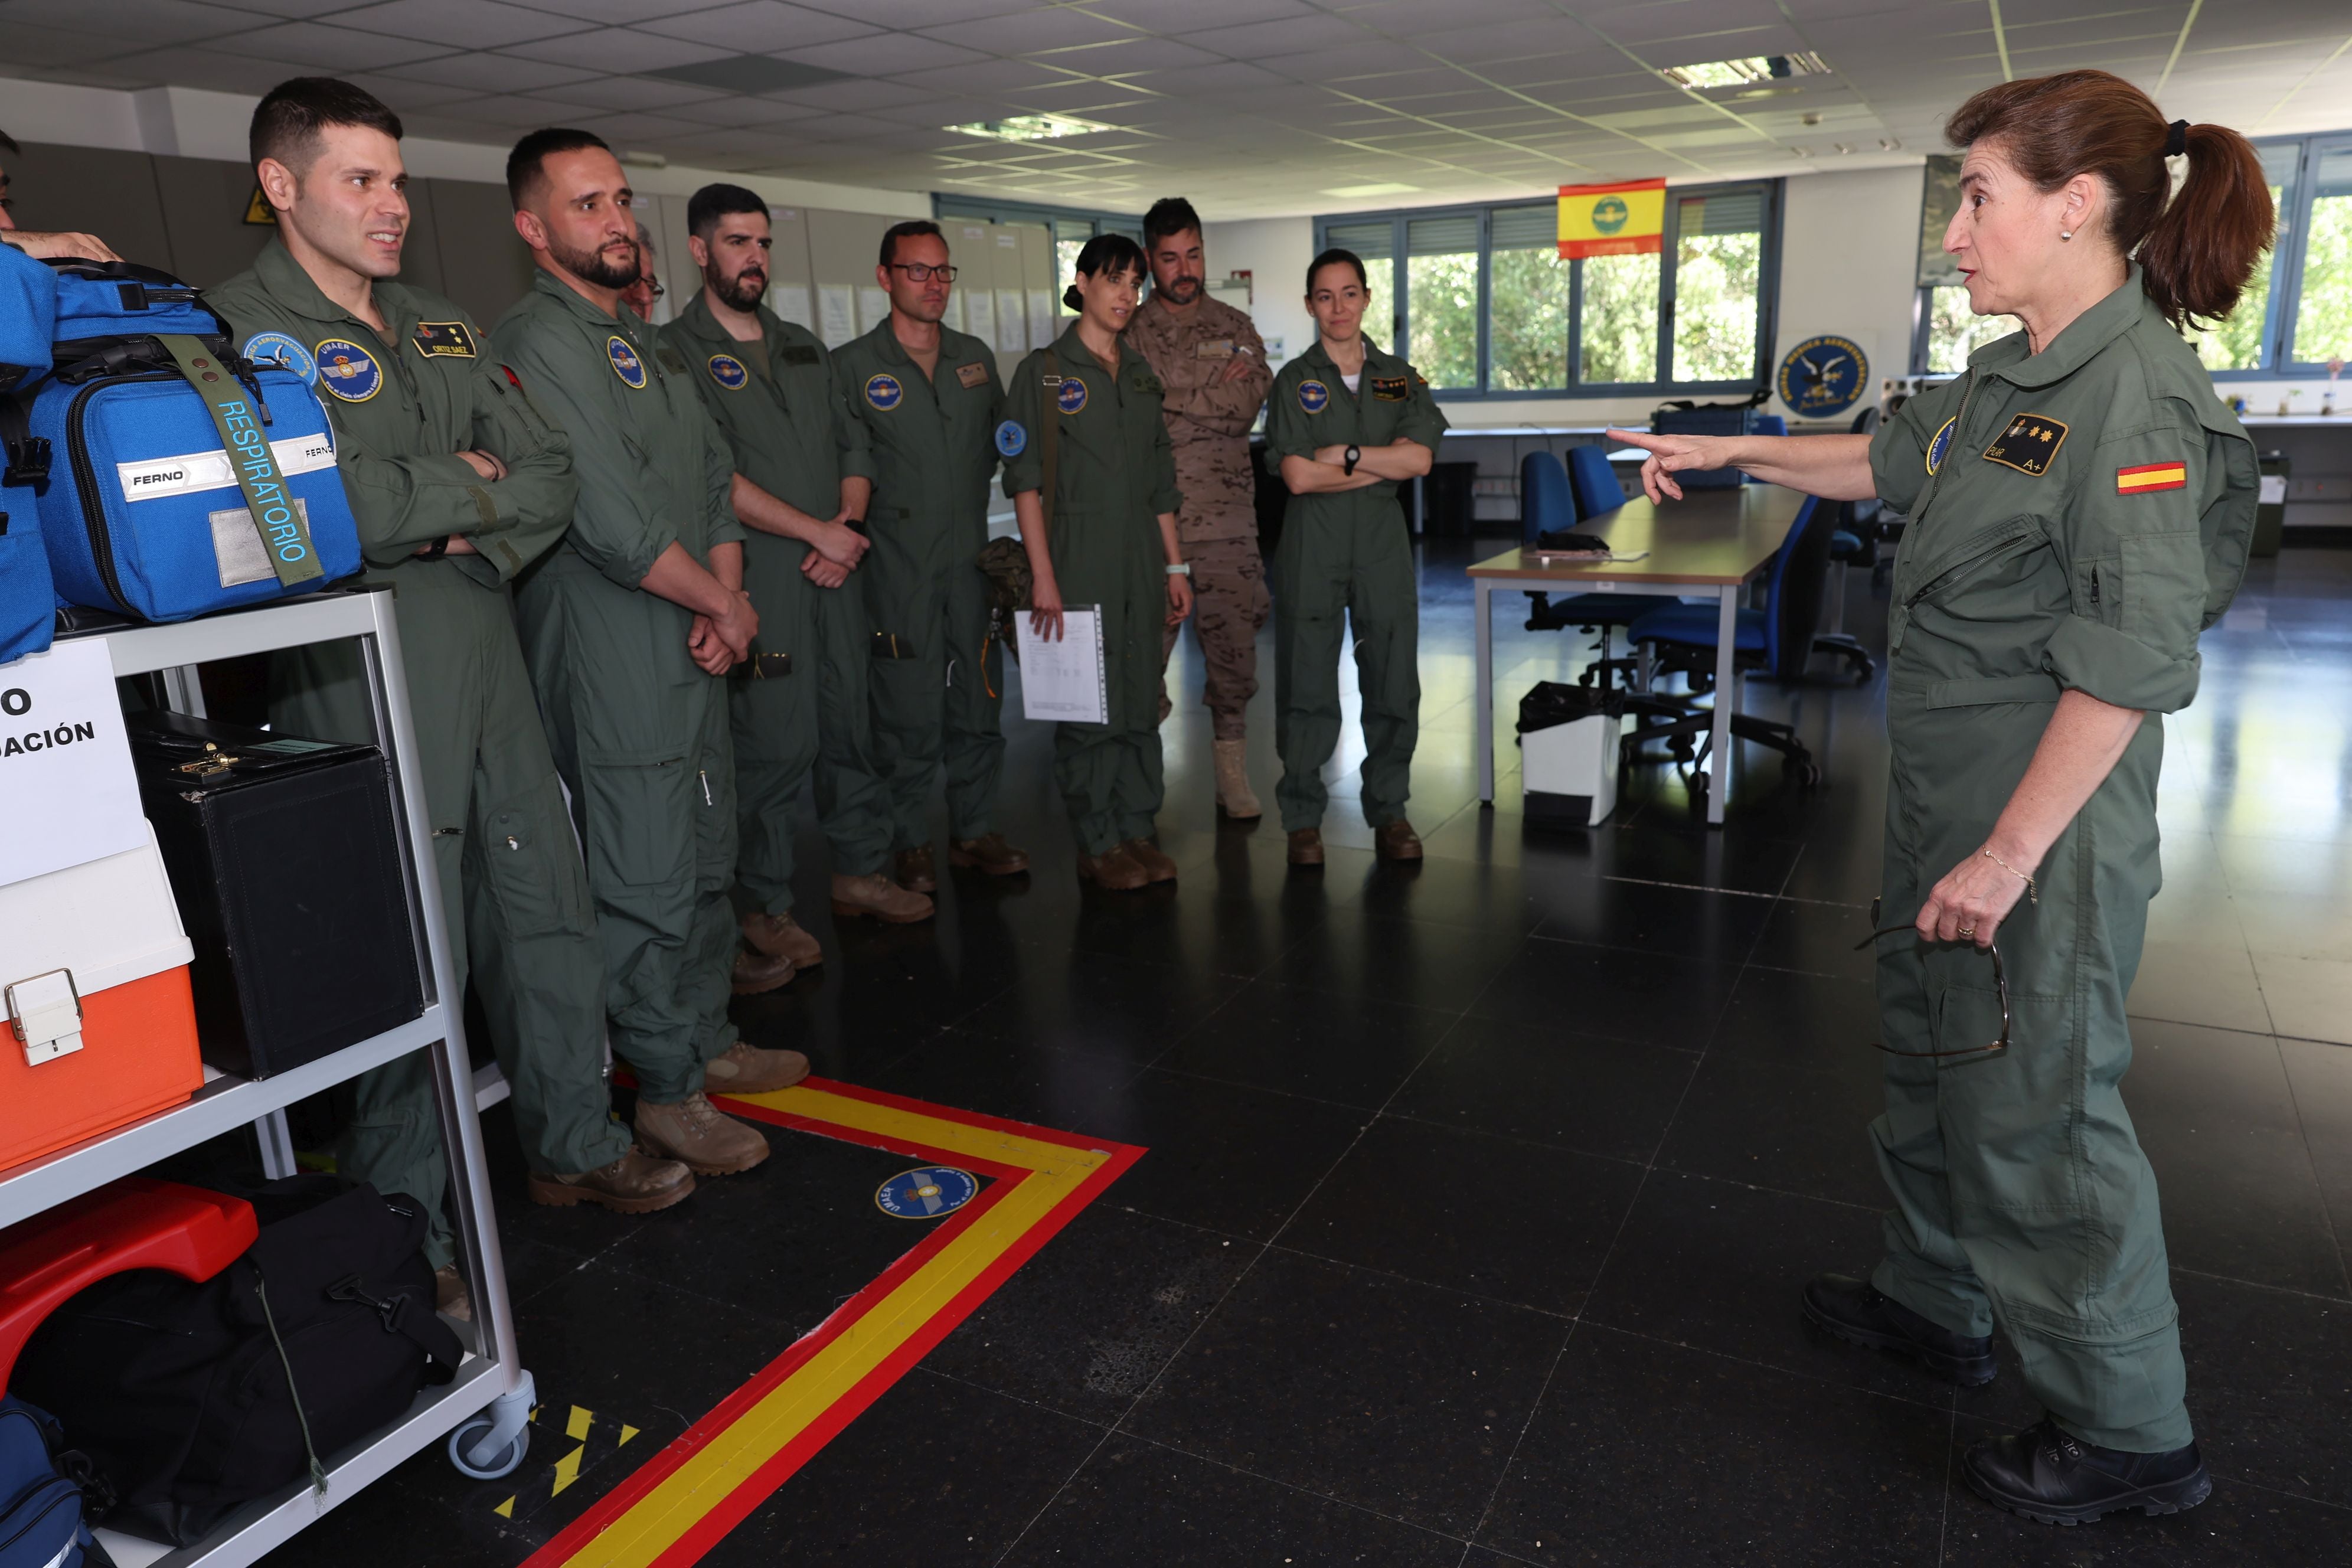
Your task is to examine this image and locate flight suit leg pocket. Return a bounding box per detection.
[577,748,694,891]
[478,788,594,938]
[1934,981,2085,1295]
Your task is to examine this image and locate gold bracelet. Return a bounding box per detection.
[1982,847,2038,906]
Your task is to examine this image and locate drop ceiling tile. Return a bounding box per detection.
[919,7,1141,53]
[1342,0,1570,35]
[104,42,351,89]
[786,32,988,75]
[891,58,1085,93]
[1177,13,1370,58]
[795,0,1024,24]
[403,51,604,90]
[565,110,710,140]
[0,0,273,45]
[338,68,478,110]
[1090,0,1312,28]
[0,21,141,64]
[494,0,730,17]
[1636,22,1809,61]
[1113,58,1293,95]
[234,21,459,69]
[502,27,728,70]
[332,0,597,48]
[462,93,605,126]
[763,76,935,110]
[665,94,827,126]
[635,1,875,51]
[547,74,731,111]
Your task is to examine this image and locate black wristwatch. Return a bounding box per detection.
[419,535,450,560]
[1344,444,1361,476]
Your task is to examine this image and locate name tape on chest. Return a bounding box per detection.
[1371,375,1408,402]
[2116,460,2187,495]
[411,320,477,359]
[1298,378,1330,414]
[780,345,822,367]
[1982,413,2067,476]
[956,361,989,389]
[607,335,648,388]
[656,346,690,376]
[314,338,383,402]
[1194,338,1235,360]
[118,431,338,504]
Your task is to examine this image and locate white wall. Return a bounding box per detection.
[1772,165,1923,420]
[1200,217,1316,374]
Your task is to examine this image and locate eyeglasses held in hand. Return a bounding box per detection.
[887,263,958,282]
[1852,899,2010,1061]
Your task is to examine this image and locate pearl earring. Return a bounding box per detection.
[2060,230,2073,241]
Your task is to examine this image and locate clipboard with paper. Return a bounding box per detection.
[1015,606,1108,724]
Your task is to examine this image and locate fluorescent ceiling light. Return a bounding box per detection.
[1321,182,1420,197]
[946,115,1111,142]
[1660,53,1829,91]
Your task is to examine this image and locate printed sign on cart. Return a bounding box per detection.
[0,639,148,887]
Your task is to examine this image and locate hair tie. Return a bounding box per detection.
[2164,119,2189,157]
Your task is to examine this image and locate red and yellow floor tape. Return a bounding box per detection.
[522,1077,1143,1568]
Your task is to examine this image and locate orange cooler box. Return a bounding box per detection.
[1,824,204,1171]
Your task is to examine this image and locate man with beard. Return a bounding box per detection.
[1124,197,1274,819]
[211,85,695,1315]
[829,221,1027,889]
[661,183,927,968]
[493,130,805,1183]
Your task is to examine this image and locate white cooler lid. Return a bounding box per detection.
[0,821,194,997]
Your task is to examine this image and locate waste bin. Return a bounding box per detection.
[1517,681,1623,828]
[2252,450,2288,558]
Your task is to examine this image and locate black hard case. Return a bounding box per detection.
[126,710,423,1078]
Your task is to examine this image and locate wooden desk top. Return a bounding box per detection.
[1465,485,1811,587]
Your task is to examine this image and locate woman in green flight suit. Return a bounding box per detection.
[1002,234,1192,890]
[1616,71,2269,1527]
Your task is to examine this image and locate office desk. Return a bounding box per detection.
[1466,485,1809,827]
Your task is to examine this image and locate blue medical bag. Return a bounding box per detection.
[0,244,60,663]
[0,1394,106,1568]
[11,262,361,623]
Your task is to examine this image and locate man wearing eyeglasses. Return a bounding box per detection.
[829,221,1027,890]
[661,185,930,978]
[620,220,661,324]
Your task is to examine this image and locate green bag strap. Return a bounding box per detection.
[1040,362,1060,544]
[158,334,324,587]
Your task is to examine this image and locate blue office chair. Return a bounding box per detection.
[1517,447,1678,690]
[1812,405,1879,682]
[1618,495,1834,793]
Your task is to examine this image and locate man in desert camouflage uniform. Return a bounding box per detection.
[1124,197,1275,818]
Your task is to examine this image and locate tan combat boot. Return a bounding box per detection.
[1375,818,1425,861]
[526,1147,696,1214]
[740,909,822,968]
[1287,827,1325,866]
[635,1092,771,1175]
[701,1040,811,1095]
[895,845,937,893]
[832,871,935,923]
[1122,838,1178,883]
[433,1263,472,1322]
[948,833,1030,875]
[1077,844,1149,890]
[1213,739,1262,819]
[731,949,795,995]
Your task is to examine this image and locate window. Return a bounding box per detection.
[1915,133,2352,377]
[1313,181,1779,398]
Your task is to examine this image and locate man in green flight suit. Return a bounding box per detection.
[661,185,931,964]
[495,130,809,1180]
[1264,248,1446,866]
[831,220,1028,889]
[212,81,694,1309]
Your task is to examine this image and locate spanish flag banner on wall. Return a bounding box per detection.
[1557,179,1667,259]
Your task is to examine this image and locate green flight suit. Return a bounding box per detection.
[1865,268,2257,1452]
[999,326,1182,855]
[210,244,627,1265]
[829,319,1008,849]
[1262,342,1448,833]
[492,272,747,1105]
[658,296,891,913]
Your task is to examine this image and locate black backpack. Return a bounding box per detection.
[12,1177,462,1546]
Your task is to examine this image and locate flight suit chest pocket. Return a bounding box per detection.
[577,749,694,889]
[475,790,593,937]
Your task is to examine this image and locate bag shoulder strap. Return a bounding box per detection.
[156,334,323,589]
[1039,361,1061,542]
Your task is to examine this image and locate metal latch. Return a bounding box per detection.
[177,741,240,778]
[6,969,84,1066]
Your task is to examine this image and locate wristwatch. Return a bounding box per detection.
[419,535,450,561]
[1344,444,1361,476]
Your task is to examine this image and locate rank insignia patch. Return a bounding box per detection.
[607,335,648,389]
[412,321,477,358]
[1298,378,1329,414]
[1371,375,1407,401]
[707,354,749,391]
[314,339,382,402]
[2116,460,2188,495]
[956,361,989,389]
[1982,413,2069,476]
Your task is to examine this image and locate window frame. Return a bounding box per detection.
[1312,178,1783,403]
[1909,131,2350,378]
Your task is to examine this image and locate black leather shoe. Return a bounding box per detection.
[1801,1273,1996,1386]
[1965,1418,2211,1525]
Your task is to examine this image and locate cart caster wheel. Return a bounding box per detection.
[447,1416,530,1480]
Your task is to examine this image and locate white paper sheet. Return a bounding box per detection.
[1015,607,1107,724]
[857,286,890,335]
[769,283,814,329]
[996,290,1027,354]
[941,290,965,334]
[1027,289,1056,350]
[0,638,149,887]
[965,290,996,350]
[816,284,856,347]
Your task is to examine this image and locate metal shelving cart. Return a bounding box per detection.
[0,586,535,1568]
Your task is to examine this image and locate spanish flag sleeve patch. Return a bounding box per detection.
[2116,460,2187,495]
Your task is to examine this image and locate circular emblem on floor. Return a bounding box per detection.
[875,1165,979,1219]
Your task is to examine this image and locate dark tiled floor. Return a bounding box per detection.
[258,543,2352,1566]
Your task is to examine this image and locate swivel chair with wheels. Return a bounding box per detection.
[1517,447,1678,690]
[1619,495,1837,803]
[1813,406,1881,681]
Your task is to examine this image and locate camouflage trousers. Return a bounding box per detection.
[1158,534,1270,741]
